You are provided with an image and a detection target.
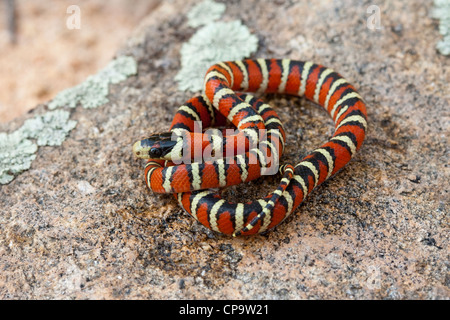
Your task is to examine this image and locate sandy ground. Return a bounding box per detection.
[0,0,159,123]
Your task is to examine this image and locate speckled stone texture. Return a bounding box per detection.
[0,0,448,299]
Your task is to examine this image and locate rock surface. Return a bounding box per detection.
[0,0,160,123]
[0,0,448,299]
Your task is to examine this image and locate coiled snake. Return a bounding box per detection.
[133,59,367,236]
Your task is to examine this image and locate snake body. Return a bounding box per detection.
[134,59,367,236]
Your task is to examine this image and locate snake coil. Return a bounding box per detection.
[133,59,367,236]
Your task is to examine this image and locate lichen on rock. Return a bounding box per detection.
[48,55,138,109]
[0,109,77,184]
[0,131,37,184]
[186,0,226,28]
[18,109,77,147]
[175,20,258,91]
[431,0,450,55]
[0,55,137,185]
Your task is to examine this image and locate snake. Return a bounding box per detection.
[133,59,367,236]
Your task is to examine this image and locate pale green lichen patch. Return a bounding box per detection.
[187,0,226,28]
[0,131,37,184]
[432,0,450,55]
[48,55,138,109]
[176,20,258,91]
[18,110,77,146]
[1,110,77,184]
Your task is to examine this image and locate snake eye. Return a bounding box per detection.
[150,147,162,158]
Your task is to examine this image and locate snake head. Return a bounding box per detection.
[133,132,178,159]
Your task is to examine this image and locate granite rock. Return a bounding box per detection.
[0,0,448,299]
